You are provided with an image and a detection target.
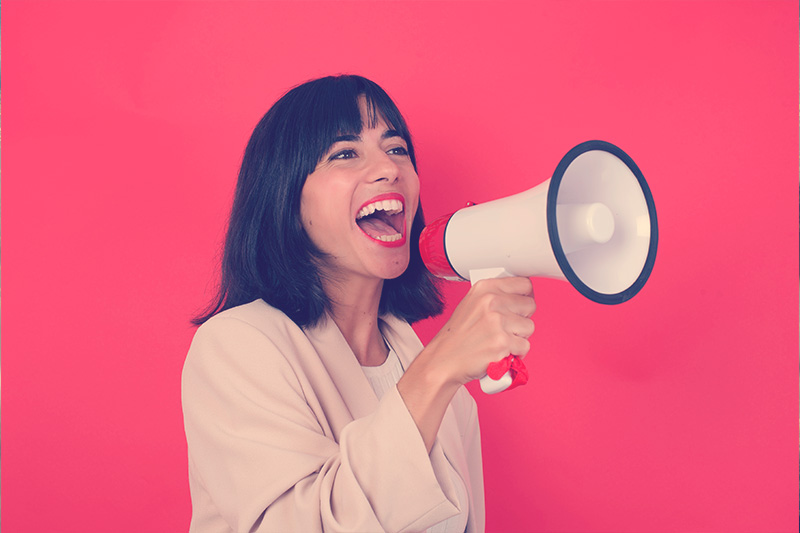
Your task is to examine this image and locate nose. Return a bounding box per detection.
[369,149,400,183]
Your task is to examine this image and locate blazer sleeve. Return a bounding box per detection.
[182,315,462,533]
[451,387,485,532]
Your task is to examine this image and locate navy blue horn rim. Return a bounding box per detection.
[546,140,658,305]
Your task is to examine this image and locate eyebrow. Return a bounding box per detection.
[382,129,403,140]
[330,129,404,144]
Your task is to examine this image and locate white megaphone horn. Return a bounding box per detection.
[420,140,658,394]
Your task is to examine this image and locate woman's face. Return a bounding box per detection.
[300,100,419,286]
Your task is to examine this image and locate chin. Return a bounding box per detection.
[377,255,411,281]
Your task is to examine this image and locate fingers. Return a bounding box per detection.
[472,279,536,318]
[505,293,537,318]
[484,326,531,359]
[481,279,535,359]
[473,276,533,297]
[509,336,531,358]
[478,302,535,359]
[506,312,535,339]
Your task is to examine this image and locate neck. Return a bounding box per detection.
[323,275,388,367]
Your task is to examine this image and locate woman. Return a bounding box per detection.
[182,75,536,532]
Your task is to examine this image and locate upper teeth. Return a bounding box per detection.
[356,199,403,219]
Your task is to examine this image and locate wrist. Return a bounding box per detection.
[401,344,461,401]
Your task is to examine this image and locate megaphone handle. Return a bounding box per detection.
[468,268,528,394]
[480,370,514,394]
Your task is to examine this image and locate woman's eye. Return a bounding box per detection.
[387,146,409,156]
[330,149,357,160]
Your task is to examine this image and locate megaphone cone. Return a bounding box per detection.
[420,140,658,393]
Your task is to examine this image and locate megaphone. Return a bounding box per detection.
[420,140,658,394]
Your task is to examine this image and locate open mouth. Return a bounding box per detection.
[355,195,406,246]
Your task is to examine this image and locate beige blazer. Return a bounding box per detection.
[182,299,485,533]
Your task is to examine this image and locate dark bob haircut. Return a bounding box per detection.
[195,75,444,327]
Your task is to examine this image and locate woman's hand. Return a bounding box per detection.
[425,276,536,386]
[397,277,536,452]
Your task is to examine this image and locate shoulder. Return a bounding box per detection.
[182,301,330,459]
[199,299,297,336]
[191,299,310,354]
[185,300,312,391]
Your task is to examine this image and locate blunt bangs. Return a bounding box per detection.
[286,76,418,182]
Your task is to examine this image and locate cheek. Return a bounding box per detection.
[300,186,350,251]
[299,195,314,234]
[300,205,328,245]
[299,190,326,246]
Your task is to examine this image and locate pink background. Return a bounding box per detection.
[3,1,798,531]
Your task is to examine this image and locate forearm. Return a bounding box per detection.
[396,343,462,453]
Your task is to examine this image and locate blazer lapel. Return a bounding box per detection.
[303,314,379,428]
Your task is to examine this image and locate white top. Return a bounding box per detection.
[362,341,470,533]
[361,343,405,400]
